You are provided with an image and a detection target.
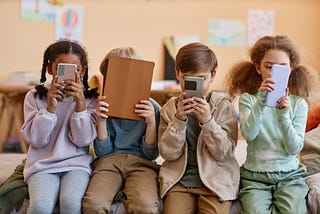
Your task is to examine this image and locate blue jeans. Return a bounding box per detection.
[27,170,90,214]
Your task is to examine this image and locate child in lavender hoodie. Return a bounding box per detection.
[21,40,99,214]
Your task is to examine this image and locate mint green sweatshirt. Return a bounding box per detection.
[239,92,308,172]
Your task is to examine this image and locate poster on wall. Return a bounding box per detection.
[21,0,59,21]
[208,19,245,47]
[173,36,201,53]
[55,5,83,41]
[247,10,274,47]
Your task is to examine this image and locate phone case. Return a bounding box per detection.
[265,64,290,107]
[57,63,77,83]
[184,76,204,98]
[57,63,77,102]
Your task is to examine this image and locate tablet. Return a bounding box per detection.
[265,64,290,107]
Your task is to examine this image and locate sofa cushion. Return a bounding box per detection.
[306,103,320,132]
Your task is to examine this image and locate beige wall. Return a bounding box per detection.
[1,0,320,90]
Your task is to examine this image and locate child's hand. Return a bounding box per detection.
[47,75,65,113]
[63,71,86,112]
[135,100,155,125]
[277,88,290,109]
[135,99,157,146]
[175,92,195,121]
[63,71,85,102]
[96,96,109,120]
[193,96,211,124]
[259,76,276,92]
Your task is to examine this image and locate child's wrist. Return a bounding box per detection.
[145,117,155,126]
[46,106,56,113]
[175,114,187,122]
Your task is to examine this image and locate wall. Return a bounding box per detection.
[1,0,320,90]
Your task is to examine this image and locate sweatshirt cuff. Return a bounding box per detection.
[72,109,88,118]
[142,138,158,149]
[172,115,187,132]
[257,91,267,104]
[199,116,215,129]
[42,109,56,118]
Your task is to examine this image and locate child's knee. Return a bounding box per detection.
[82,196,112,214]
[28,200,56,214]
[60,199,81,213]
[126,203,160,214]
[125,197,160,214]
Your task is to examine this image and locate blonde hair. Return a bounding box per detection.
[99,47,142,76]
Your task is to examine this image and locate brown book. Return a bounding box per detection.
[102,56,155,121]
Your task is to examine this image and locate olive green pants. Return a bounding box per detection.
[239,164,308,214]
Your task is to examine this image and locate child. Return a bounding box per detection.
[158,42,240,214]
[82,47,161,214]
[21,39,99,213]
[226,35,317,213]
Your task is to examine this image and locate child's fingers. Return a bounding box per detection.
[179,92,186,100]
[96,100,109,118]
[97,100,109,109]
[135,100,153,109]
[97,106,109,114]
[139,99,150,104]
[75,70,81,83]
[193,96,205,104]
[52,75,58,83]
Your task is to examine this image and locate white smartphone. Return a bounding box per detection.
[265,64,290,107]
[184,76,204,98]
[57,63,77,102]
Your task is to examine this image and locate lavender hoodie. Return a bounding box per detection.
[21,89,98,183]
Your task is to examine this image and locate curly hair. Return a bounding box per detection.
[225,35,318,103]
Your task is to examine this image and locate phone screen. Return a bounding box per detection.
[185,80,197,90]
[184,77,204,98]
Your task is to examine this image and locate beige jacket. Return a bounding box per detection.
[158,92,240,201]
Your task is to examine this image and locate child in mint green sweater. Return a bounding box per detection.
[226,35,318,213]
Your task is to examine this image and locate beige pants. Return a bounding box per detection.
[82,153,160,214]
[163,184,231,214]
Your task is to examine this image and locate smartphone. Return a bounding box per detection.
[57,63,77,83]
[57,63,77,102]
[184,76,204,98]
[265,64,290,107]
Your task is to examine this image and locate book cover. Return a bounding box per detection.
[103,56,155,120]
